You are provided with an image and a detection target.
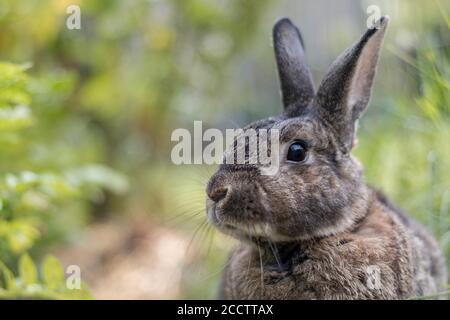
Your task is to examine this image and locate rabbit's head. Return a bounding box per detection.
[206,17,389,242]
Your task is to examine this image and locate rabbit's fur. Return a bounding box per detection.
[205,17,447,299]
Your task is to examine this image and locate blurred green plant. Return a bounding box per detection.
[0,0,270,299]
[0,254,91,299]
[0,62,127,298]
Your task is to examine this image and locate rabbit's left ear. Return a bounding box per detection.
[273,18,315,116]
[314,16,389,153]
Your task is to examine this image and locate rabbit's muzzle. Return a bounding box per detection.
[206,170,271,239]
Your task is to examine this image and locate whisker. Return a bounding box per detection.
[204,224,216,257]
[245,226,254,280]
[185,219,209,254]
[197,220,213,253]
[268,240,283,271]
[257,241,264,299]
[165,208,205,226]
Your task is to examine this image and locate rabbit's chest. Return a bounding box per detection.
[225,245,322,299]
[223,239,390,299]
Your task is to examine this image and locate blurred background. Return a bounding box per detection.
[0,0,448,299]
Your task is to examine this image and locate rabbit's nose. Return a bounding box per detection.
[208,186,229,203]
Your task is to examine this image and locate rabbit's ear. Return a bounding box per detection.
[314,16,389,153]
[273,18,315,116]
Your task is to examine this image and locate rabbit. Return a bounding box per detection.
[205,16,447,299]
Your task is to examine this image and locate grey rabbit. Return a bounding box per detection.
[205,16,447,299]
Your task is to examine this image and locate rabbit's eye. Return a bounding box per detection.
[287,142,307,162]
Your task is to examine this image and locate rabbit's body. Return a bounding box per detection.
[205,17,447,299]
[219,189,446,299]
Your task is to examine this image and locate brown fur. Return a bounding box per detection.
[206,17,447,299]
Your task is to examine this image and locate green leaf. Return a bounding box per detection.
[41,255,64,290]
[18,254,38,285]
[0,261,15,289]
[5,221,40,254]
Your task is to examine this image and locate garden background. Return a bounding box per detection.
[0,0,448,299]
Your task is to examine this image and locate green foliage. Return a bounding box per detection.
[0,0,270,299]
[0,254,91,299]
[0,61,126,298]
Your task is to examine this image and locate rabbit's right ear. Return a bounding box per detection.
[314,17,389,153]
[273,18,315,116]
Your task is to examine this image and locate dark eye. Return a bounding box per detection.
[287,142,307,162]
